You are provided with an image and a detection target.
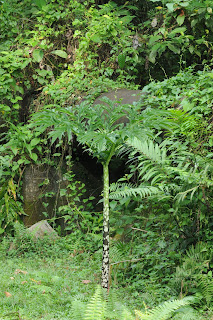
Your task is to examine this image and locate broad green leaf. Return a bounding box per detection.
[206,72,213,78]
[90,34,101,43]
[10,146,18,155]
[181,99,194,112]
[34,0,46,9]
[0,104,11,112]
[166,3,174,12]
[51,50,68,59]
[149,50,157,63]
[120,15,134,24]
[32,49,44,62]
[148,42,162,63]
[149,35,162,45]
[118,53,126,69]
[30,138,40,147]
[180,2,189,7]
[194,49,201,57]
[30,153,38,162]
[177,15,185,26]
[21,59,31,69]
[169,27,186,37]
[191,19,198,28]
[167,43,180,54]
[189,46,194,54]
[111,29,117,37]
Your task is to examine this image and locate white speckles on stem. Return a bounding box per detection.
[101,163,110,289]
[104,226,108,233]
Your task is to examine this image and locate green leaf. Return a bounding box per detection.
[30,153,38,162]
[30,138,40,147]
[120,15,134,24]
[117,53,126,69]
[0,104,11,112]
[111,29,117,37]
[177,15,185,26]
[167,43,180,54]
[181,99,194,112]
[191,19,198,28]
[34,0,46,9]
[166,3,174,12]
[188,46,194,54]
[206,72,213,78]
[149,35,162,45]
[149,50,157,63]
[51,50,68,59]
[33,49,44,62]
[90,34,101,43]
[168,27,186,37]
[10,146,18,155]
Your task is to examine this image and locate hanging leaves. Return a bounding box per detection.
[177,14,185,26]
[117,53,126,69]
[51,50,68,59]
[34,0,46,9]
[32,49,44,62]
[90,34,101,43]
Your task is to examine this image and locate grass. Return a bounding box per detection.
[0,232,104,320]
[0,257,100,319]
[0,227,213,320]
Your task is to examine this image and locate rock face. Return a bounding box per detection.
[28,220,58,239]
[22,165,63,226]
[93,88,143,106]
[22,162,102,227]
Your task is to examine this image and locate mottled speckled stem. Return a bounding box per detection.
[101,145,115,289]
[101,163,110,289]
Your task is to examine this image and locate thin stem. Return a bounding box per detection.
[101,144,115,289]
[101,162,110,289]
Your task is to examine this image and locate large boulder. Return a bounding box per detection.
[28,220,58,239]
[93,88,143,106]
[22,165,64,226]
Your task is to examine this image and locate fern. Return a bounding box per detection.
[70,299,86,320]
[84,286,106,320]
[116,135,213,204]
[120,307,135,320]
[174,242,213,306]
[70,287,199,320]
[135,296,196,320]
[197,273,213,306]
[110,182,163,199]
[172,306,202,320]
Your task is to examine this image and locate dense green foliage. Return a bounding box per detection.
[0,0,213,318]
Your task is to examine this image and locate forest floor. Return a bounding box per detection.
[0,245,135,320]
[0,253,102,319]
[1,235,213,320]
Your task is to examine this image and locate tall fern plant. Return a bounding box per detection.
[32,97,173,289]
[110,136,213,203]
[71,285,198,320]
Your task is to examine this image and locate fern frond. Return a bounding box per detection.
[124,137,173,185]
[70,299,86,320]
[84,285,106,320]
[135,296,195,320]
[198,273,213,306]
[172,306,202,320]
[110,183,163,199]
[121,307,135,320]
[126,137,168,164]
